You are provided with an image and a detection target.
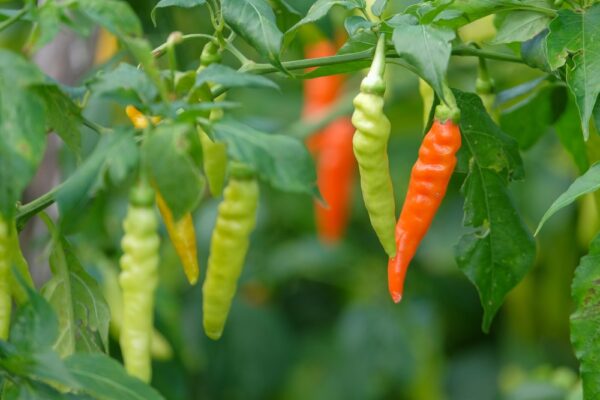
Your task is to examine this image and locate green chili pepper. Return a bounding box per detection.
[197,41,228,196]
[119,183,160,382]
[0,216,10,340]
[351,34,396,257]
[202,163,259,340]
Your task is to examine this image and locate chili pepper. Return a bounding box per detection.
[303,39,344,111]
[303,38,355,243]
[314,118,356,242]
[126,105,200,285]
[156,193,199,284]
[388,114,461,303]
[119,182,160,381]
[125,105,159,129]
[203,163,259,340]
[100,262,172,361]
[0,216,10,340]
[200,129,228,196]
[94,28,119,65]
[198,41,228,196]
[351,34,397,257]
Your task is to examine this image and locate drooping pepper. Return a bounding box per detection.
[303,38,355,243]
[202,163,259,340]
[351,34,396,257]
[155,194,199,284]
[101,262,172,361]
[126,105,199,284]
[388,106,461,303]
[198,41,228,197]
[119,183,160,381]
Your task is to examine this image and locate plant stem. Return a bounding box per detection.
[511,4,557,15]
[151,33,216,58]
[0,5,30,33]
[226,42,251,66]
[82,118,109,135]
[241,46,524,75]
[16,186,60,231]
[450,46,524,63]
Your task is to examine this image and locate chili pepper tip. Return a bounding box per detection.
[391,292,402,304]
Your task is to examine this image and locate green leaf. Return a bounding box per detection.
[571,232,600,400]
[344,16,373,36]
[405,0,454,24]
[65,353,165,400]
[391,16,455,101]
[36,85,82,155]
[34,0,62,50]
[546,5,600,139]
[442,0,524,26]
[143,123,204,220]
[289,0,365,33]
[9,283,58,353]
[454,90,535,332]
[536,163,600,236]
[554,93,588,174]
[151,0,206,26]
[16,351,81,390]
[495,76,546,106]
[3,379,84,400]
[491,10,550,44]
[196,64,278,90]
[87,63,158,107]
[370,0,387,17]
[0,50,47,219]
[222,0,283,65]
[56,130,139,222]
[78,0,142,37]
[123,37,169,102]
[212,119,318,196]
[456,92,524,179]
[499,85,562,149]
[41,218,109,357]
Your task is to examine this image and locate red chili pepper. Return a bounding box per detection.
[303,40,344,111]
[315,117,355,242]
[388,119,461,302]
[303,39,355,243]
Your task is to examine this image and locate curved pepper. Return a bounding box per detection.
[202,165,259,340]
[388,118,461,303]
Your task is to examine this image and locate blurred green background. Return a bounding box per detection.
[1,0,588,398]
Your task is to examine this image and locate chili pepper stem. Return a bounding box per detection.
[435,83,460,123]
[361,34,387,95]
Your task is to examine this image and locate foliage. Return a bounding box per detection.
[0,0,599,398]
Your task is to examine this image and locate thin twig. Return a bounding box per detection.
[0,5,30,33]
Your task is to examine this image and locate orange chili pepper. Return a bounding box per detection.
[388,119,461,302]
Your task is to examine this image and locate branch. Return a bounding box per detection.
[0,5,30,33]
[16,185,60,231]
[239,46,524,76]
[210,46,524,97]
